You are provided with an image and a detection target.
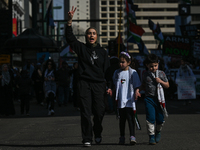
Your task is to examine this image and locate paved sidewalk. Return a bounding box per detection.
[0,98,199,150]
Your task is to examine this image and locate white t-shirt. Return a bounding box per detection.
[113,68,141,108]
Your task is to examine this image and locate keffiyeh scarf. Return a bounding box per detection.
[151,70,168,117]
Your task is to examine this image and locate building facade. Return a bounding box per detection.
[99,0,180,53]
[69,0,90,43]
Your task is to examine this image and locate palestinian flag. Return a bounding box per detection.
[148,19,164,44]
[127,21,145,43]
[155,23,164,44]
[125,0,137,24]
[137,39,149,55]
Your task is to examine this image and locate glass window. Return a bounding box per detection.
[167,17,175,19]
[110,7,115,11]
[118,20,123,23]
[102,20,107,24]
[117,1,122,5]
[102,32,107,36]
[166,25,175,27]
[109,1,115,5]
[101,13,107,17]
[110,32,115,36]
[166,8,178,11]
[110,20,115,24]
[101,1,106,5]
[110,14,115,17]
[102,26,107,30]
[110,26,115,30]
[102,38,107,42]
[101,7,107,11]
[117,7,121,11]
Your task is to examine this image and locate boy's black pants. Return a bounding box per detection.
[119,107,135,137]
[20,94,30,114]
[78,79,106,143]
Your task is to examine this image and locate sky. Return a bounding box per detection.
[53,0,64,20]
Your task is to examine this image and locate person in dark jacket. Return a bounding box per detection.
[0,64,15,116]
[56,61,71,106]
[16,70,32,116]
[71,62,79,109]
[66,6,112,147]
[32,63,44,105]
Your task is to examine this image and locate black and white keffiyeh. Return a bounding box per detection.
[151,70,168,118]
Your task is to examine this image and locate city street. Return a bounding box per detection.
[0,98,200,150]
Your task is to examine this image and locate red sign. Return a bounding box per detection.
[13,18,17,36]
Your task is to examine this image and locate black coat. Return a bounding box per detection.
[65,25,111,88]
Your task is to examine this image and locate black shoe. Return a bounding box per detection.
[119,136,125,145]
[95,137,102,144]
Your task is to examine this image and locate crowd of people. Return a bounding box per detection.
[0,60,79,117]
[1,5,199,148]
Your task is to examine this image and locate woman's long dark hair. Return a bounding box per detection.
[43,59,56,71]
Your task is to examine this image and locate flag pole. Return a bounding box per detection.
[118,0,122,57]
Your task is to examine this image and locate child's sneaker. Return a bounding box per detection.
[95,137,102,144]
[83,142,91,147]
[130,136,136,145]
[155,131,161,143]
[149,135,156,145]
[118,136,125,145]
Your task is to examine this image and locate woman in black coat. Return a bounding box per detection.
[66,6,112,147]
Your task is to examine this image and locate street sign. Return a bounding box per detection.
[180,24,200,37]
[0,54,11,65]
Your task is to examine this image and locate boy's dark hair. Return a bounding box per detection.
[145,54,159,65]
[143,54,159,70]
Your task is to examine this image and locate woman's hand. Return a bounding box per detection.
[68,6,77,25]
[107,88,112,96]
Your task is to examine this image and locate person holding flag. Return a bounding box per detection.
[140,54,169,145]
[113,51,141,145]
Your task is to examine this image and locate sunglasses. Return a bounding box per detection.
[48,63,52,66]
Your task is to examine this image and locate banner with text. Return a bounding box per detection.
[176,76,196,100]
[163,35,191,57]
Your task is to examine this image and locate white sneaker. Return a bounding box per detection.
[83,142,91,147]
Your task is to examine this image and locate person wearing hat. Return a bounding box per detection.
[66,6,112,147]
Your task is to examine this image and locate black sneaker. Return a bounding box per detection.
[95,137,102,144]
[83,142,91,147]
[119,136,125,145]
